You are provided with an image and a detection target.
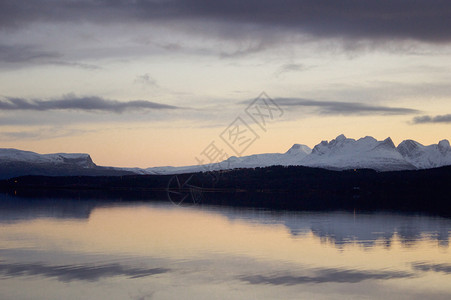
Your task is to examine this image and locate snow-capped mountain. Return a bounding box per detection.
[397,139,451,169]
[1,135,451,179]
[142,143,312,175]
[222,143,312,169]
[144,134,451,174]
[0,148,96,168]
[301,134,415,171]
[0,148,133,179]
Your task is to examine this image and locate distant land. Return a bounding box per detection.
[1,134,451,180]
[1,134,451,215]
[1,165,451,216]
[0,148,134,180]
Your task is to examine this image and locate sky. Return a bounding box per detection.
[1,0,451,168]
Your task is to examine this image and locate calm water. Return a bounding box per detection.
[0,194,450,299]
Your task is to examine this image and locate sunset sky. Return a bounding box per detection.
[1,0,451,167]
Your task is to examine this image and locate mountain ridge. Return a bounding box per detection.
[0,148,133,179]
[143,134,451,174]
[1,134,451,179]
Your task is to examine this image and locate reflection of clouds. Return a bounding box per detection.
[412,262,451,274]
[239,267,413,285]
[0,198,450,299]
[0,262,169,282]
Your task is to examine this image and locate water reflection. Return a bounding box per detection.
[1,193,450,249]
[412,262,451,274]
[0,193,98,222]
[239,267,414,285]
[0,193,450,299]
[0,261,169,282]
[213,207,451,248]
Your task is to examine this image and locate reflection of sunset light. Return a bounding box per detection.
[1,205,450,270]
[1,204,451,297]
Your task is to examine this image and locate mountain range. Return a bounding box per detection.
[143,134,451,174]
[1,134,451,179]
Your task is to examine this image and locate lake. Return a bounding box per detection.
[0,193,450,299]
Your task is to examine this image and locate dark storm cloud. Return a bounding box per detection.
[412,114,451,124]
[0,261,169,282]
[239,267,413,285]
[2,1,451,43]
[276,98,420,115]
[0,95,178,113]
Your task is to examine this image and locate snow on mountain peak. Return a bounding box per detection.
[335,134,347,142]
[438,139,450,154]
[0,148,96,168]
[48,153,96,168]
[312,135,352,156]
[375,137,396,150]
[358,136,377,143]
[3,135,451,178]
[397,139,451,169]
[303,135,415,171]
[397,140,421,157]
[143,135,451,174]
[331,134,353,145]
[285,144,312,155]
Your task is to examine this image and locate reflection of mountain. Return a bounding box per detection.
[306,213,451,248]
[0,187,170,223]
[0,192,169,223]
[1,192,450,248]
[0,193,99,222]
[217,209,451,248]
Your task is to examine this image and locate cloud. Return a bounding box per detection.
[0,95,178,113]
[2,1,451,44]
[279,63,308,73]
[50,60,100,70]
[134,73,158,87]
[276,98,420,115]
[0,44,59,63]
[0,261,169,282]
[219,41,272,58]
[275,63,310,77]
[0,44,100,69]
[0,127,93,141]
[412,114,451,124]
[239,267,413,285]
